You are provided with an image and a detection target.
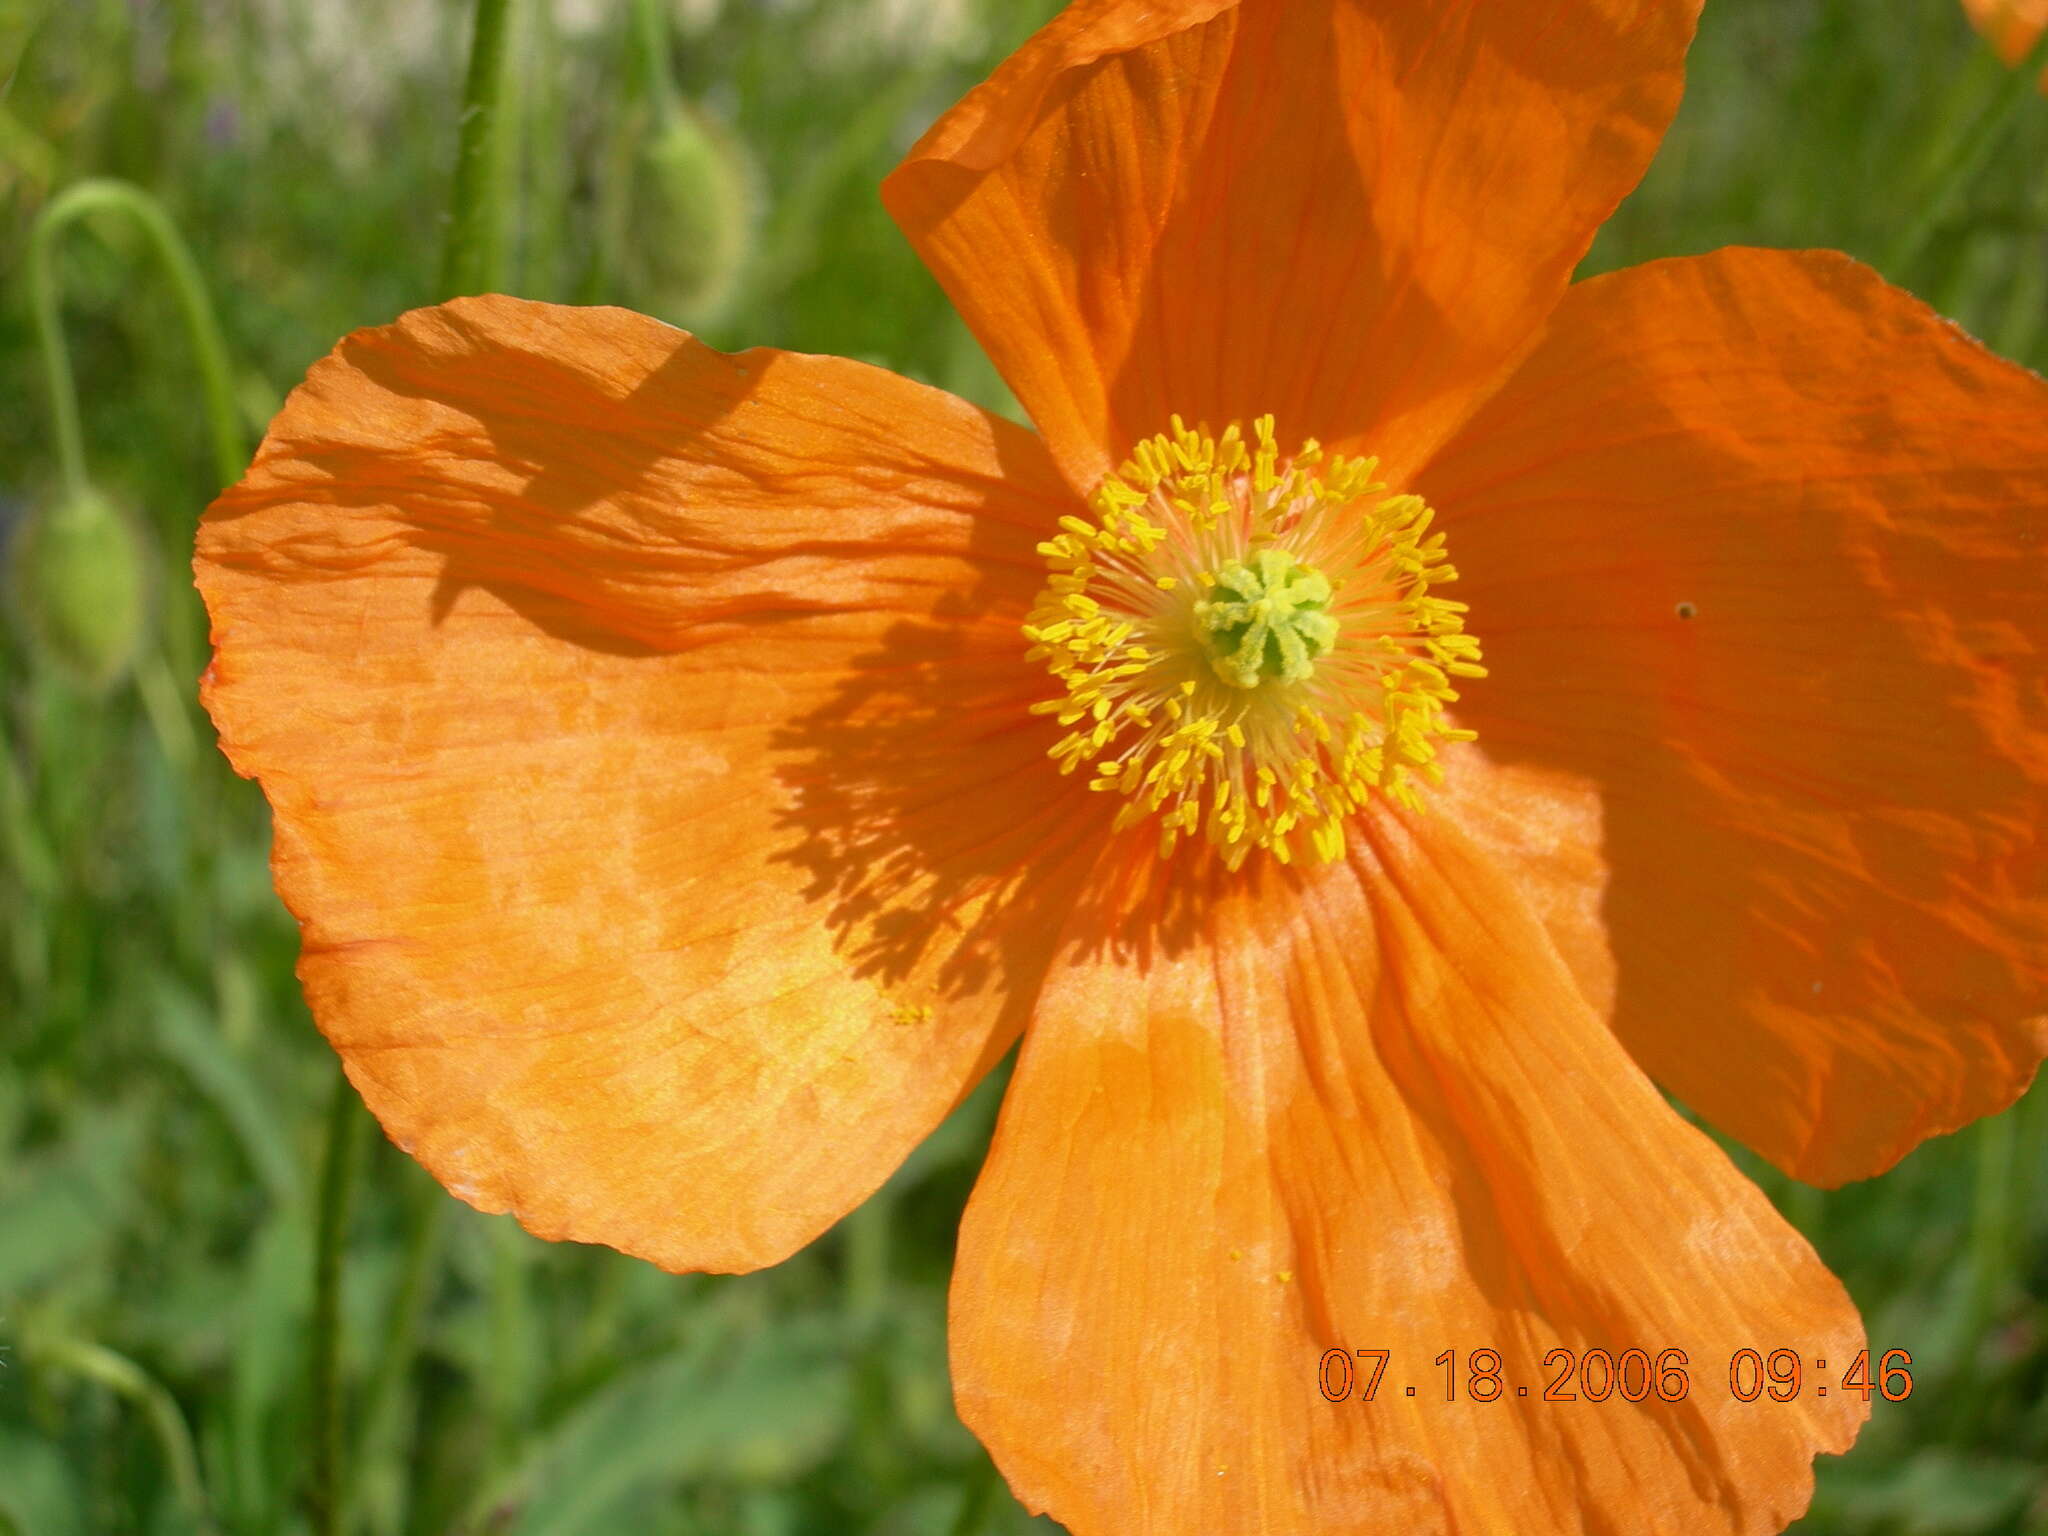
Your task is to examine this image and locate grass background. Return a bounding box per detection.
[2,0,2046,1531]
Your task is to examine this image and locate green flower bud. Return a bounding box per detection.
[627,104,758,327]
[8,486,153,690]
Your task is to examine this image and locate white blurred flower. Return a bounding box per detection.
[808,0,984,65]
[551,0,719,37]
[250,0,452,107]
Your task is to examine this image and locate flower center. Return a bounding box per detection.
[1194,548,1339,689]
[1023,416,1484,868]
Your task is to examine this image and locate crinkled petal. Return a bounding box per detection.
[883,0,1700,495]
[197,296,1099,1272]
[952,813,1864,1534]
[1419,248,2048,1186]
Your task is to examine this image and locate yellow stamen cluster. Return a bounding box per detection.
[1022,416,1485,869]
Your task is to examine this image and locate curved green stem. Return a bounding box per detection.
[630,0,683,128]
[442,0,519,296]
[27,204,88,499]
[310,1070,368,1536]
[28,179,248,494]
[1885,25,2048,278]
[34,1334,218,1532]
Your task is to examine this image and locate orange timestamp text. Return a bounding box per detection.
[1317,1347,1913,1405]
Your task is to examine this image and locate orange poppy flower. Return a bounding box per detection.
[1964,0,2048,79]
[195,1,2048,1530]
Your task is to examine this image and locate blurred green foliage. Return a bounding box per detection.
[1,0,2045,1532]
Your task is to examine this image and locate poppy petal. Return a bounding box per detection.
[1433,740,1619,1018]
[953,812,1863,1533]
[1419,247,2048,1187]
[882,0,1700,496]
[197,295,1095,1272]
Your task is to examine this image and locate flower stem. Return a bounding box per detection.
[27,212,87,500]
[441,0,520,296]
[354,1171,446,1530]
[485,1214,537,1477]
[310,1069,368,1536]
[34,1334,219,1532]
[1884,25,2048,278]
[630,0,683,129]
[28,178,249,495]
[1947,1099,2020,1442]
[844,1192,900,1490]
